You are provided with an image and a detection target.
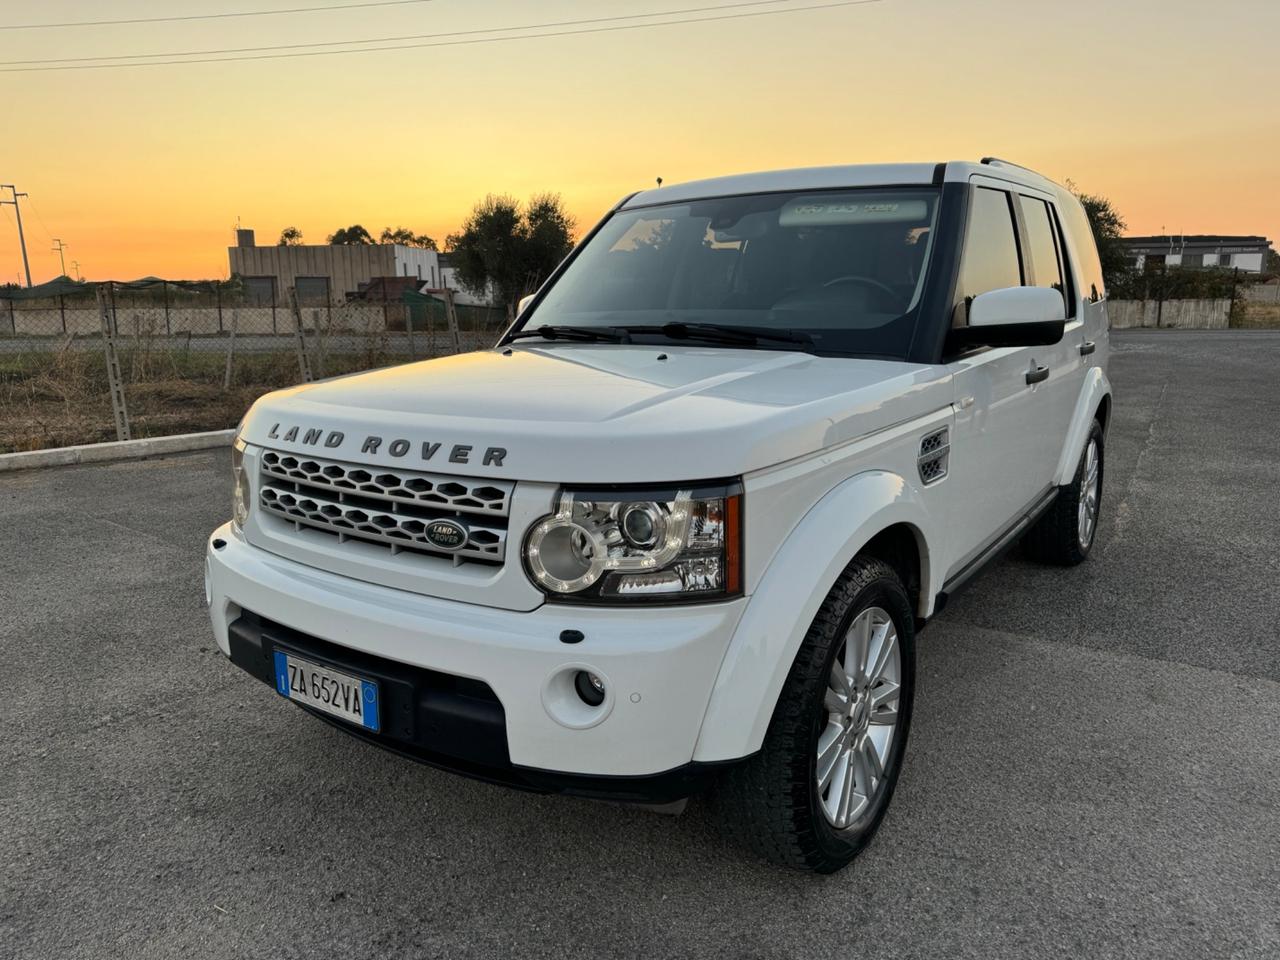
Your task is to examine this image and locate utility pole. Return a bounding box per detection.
[52,238,68,277]
[0,185,32,287]
[71,260,82,281]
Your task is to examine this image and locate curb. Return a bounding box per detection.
[0,429,235,474]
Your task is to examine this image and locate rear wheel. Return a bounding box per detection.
[1024,419,1104,565]
[714,556,915,873]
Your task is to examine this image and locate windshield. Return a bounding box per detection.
[524,187,940,358]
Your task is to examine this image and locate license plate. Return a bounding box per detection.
[273,651,380,732]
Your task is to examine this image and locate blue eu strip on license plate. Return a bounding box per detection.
[273,650,380,733]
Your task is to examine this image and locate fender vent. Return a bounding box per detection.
[918,428,950,486]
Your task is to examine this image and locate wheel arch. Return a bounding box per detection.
[693,470,938,763]
[1053,366,1113,486]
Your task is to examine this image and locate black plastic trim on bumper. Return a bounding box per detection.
[225,611,747,805]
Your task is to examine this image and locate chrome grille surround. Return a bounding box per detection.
[258,449,513,564]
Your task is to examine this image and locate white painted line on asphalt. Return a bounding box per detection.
[0,430,234,473]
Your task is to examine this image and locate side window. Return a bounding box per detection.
[1057,195,1106,302]
[1018,196,1064,293]
[955,187,1022,323]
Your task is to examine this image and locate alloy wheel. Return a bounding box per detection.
[1078,438,1100,549]
[816,606,901,828]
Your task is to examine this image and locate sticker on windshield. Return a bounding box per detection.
[779,197,930,227]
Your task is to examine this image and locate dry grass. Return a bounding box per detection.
[0,343,417,454]
[1233,302,1280,329]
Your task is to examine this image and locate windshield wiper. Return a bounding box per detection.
[623,322,815,350]
[507,324,631,344]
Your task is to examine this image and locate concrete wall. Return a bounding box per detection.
[1108,299,1231,330]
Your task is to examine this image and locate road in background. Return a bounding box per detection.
[3,331,1278,959]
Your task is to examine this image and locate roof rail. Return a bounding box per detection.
[979,156,1039,173]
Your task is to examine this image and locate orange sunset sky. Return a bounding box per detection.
[1,0,1277,284]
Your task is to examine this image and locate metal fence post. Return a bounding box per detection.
[162,280,171,335]
[443,287,462,354]
[59,294,67,334]
[7,296,16,334]
[271,280,278,334]
[216,283,224,334]
[223,308,238,389]
[96,284,131,442]
[404,294,416,360]
[287,287,314,383]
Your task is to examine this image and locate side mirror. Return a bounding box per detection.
[949,286,1066,350]
[517,294,535,317]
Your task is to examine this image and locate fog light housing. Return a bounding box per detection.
[574,670,606,707]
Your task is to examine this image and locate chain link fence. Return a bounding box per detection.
[0,280,509,453]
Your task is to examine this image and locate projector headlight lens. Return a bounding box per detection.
[524,482,742,603]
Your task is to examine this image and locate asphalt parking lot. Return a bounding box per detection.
[3,329,1279,960]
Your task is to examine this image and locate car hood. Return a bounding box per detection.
[239,345,952,482]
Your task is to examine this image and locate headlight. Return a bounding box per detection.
[231,436,250,529]
[524,482,742,603]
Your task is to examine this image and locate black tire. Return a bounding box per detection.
[1024,419,1104,566]
[713,556,916,873]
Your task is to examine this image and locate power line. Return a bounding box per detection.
[0,0,883,72]
[0,0,437,31]
[24,194,55,240]
[2,0,817,66]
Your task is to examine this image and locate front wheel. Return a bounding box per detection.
[713,556,916,873]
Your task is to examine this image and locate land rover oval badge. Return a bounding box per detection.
[425,518,468,551]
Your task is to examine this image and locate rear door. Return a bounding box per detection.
[1014,190,1084,448]
[944,181,1058,573]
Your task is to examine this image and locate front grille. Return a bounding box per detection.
[258,450,514,565]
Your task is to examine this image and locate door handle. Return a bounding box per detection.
[1025,364,1050,385]
[1080,340,1096,356]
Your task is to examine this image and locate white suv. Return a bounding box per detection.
[207,159,1110,873]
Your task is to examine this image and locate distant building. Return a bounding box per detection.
[1121,235,1271,274]
[227,229,493,306]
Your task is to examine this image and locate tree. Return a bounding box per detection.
[278,226,304,246]
[445,193,576,317]
[1266,246,1279,275]
[379,226,437,249]
[327,224,374,245]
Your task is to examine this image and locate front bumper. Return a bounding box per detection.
[206,524,750,789]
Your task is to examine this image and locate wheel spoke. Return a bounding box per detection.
[845,612,871,683]
[837,749,858,825]
[816,722,845,789]
[862,735,884,782]
[828,660,851,697]
[823,686,847,715]
[869,681,900,723]
[865,623,897,685]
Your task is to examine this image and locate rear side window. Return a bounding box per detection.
[957,187,1022,307]
[1056,194,1106,302]
[1018,196,1064,293]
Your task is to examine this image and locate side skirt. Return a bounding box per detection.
[930,486,1060,616]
